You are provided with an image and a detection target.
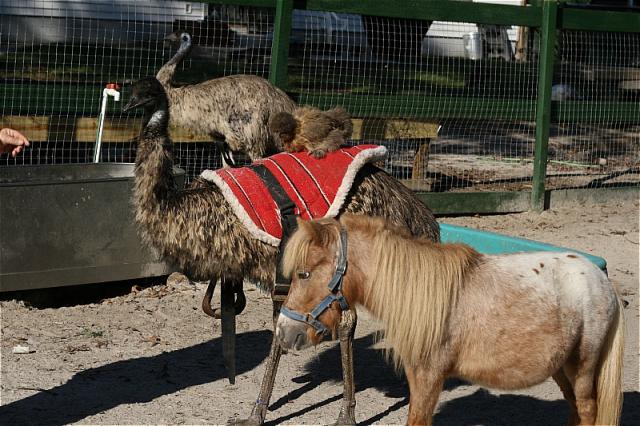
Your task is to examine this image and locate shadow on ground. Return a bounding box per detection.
[434,390,639,426]
[268,333,640,425]
[0,330,271,426]
[267,333,467,425]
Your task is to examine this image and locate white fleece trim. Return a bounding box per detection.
[201,145,388,246]
[200,169,281,247]
[325,145,387,217]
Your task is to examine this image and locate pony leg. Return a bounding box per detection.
[553,370,579,426]
[405,365,444,426]
[335,309,358,426]
[570,357,598,425]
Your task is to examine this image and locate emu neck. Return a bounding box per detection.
[142,106,169,140]
[156,41,192,86]
[134,102,175,213]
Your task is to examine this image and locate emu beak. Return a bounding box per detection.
[122,96,150,113]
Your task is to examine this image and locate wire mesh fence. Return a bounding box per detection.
[291,15,540,191]
[549,29,640,189]
[0,0,638,193]
[0,1,274,174]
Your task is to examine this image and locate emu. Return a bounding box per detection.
[123,76,439,425]
[156,30,296,163]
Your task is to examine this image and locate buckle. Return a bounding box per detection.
[272,282,290,302]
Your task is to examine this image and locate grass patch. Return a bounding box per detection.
[80,327,105,338]
[413,71,466,88]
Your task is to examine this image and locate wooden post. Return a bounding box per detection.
[531,0,558,211]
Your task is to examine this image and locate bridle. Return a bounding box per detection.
[280,227,349,336]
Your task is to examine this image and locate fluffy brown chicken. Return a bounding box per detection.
[268,106,353,158]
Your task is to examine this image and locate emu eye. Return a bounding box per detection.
[297,271,311,280]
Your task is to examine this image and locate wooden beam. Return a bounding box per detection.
[0,116,49,141]
[351,118,439,140]
[1,115,441,143]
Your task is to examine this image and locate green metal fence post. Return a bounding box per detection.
[269,0,293,90]
[531,0,558,211]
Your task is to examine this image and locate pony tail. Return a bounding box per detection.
[595,296,625,426]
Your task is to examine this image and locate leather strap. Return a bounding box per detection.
[251,164,298,303]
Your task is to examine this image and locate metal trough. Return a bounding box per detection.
[0,163,184,292]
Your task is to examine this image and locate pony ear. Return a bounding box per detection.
[296,217,329,245]
[296,217,322,241]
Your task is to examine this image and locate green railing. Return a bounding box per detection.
[205,0,638,213]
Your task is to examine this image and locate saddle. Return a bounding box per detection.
[200,144,387,300]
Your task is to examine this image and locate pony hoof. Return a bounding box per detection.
[227,414,262,426]
[333,414,356,426]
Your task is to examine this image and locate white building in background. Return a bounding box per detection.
[423,0,523,59]
[0,0,206,44]
[0,0,525,60]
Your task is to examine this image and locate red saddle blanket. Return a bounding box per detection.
[200,145,387,246]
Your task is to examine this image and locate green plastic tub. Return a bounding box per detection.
[440,223,607,271]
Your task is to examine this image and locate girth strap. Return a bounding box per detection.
[251,164,297,302]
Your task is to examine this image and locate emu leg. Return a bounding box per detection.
[232,301,284,426]
[202,279,246,319]
[221,277,238,384]
[202,279,218,317]
[335,309,357,426]
[233,280,247,315]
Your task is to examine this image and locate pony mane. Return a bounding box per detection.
[340,214,482,369]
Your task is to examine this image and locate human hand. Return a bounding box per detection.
[0,128,30,157]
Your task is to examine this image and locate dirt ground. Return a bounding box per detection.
[1,199,638,425]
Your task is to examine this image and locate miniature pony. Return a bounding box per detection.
[276,214,624,426]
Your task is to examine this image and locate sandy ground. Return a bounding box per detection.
[1,199,638,425]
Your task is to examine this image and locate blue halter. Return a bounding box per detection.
[280,227,349,336]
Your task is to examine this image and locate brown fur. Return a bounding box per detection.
[156,31,296,159]
[129,77,439,291]
[268,106,353,158]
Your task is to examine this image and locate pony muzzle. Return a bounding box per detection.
[275,314,314,350]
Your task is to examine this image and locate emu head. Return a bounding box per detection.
[123,77,167,114]
[163,30,193,53]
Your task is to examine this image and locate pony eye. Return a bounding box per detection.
[297,271,311,280]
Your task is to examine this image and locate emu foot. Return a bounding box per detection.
[202,280,247,319]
